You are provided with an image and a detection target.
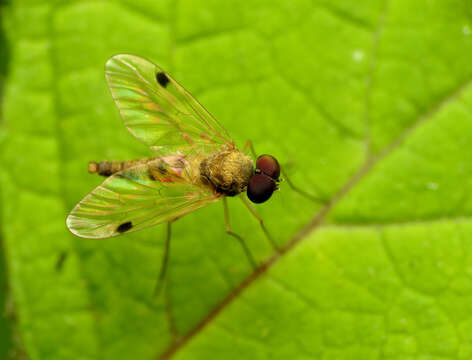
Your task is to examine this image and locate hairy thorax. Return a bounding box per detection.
[200,149,254,196]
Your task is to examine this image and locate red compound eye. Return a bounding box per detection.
[256,154,280,180]
[247,174,276,204]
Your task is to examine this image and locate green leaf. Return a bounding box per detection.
[1,0,472,359]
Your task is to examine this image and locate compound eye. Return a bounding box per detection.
[256,154,280,180]
[247,174,276,204]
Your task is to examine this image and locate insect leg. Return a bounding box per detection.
[280,167,327,203]
[55,251,68,271]
[154,221,172,297]
[239,194,279,251]
[223,197,257,268]
[241,139,257,159]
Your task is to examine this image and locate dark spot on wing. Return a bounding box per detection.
[156,72,170,87]
[117,221,133,233]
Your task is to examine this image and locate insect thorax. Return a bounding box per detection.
[200,149,254,196]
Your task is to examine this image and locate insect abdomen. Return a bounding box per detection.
[88,159,149,177]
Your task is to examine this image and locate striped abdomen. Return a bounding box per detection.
[88,159,150,177]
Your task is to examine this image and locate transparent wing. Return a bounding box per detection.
[105,54,234,156]
[66,159,221,239]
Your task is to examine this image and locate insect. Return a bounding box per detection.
[66,54,316,290]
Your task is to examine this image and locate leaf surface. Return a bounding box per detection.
[1,1,472,359]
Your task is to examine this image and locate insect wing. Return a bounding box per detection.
[66,159,220,239]
[105,54,234,156]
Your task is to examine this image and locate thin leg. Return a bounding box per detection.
[240,195,279,251]
[280,168,327,203]
[241,139,257,159]
[154,222,172,297]
[223,197,257,268]
[55,251,68,271]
